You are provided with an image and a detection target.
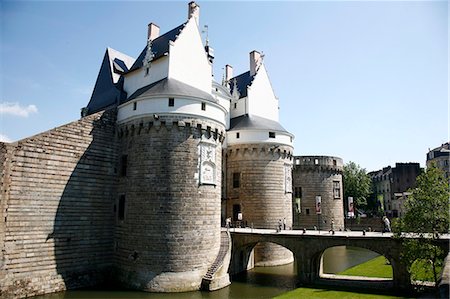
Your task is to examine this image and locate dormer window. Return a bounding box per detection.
[269,132,275,138]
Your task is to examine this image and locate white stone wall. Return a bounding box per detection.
[123,58,169,98]
[117,97,228,126]
[168,18,212,93]
[230,97,247,119]
[226,129,293,147]
[212,82,231,130]
[247,64,279,122]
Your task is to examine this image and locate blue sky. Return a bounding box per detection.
[0,1,448,171]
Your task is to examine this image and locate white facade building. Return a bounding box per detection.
[85,2,293,150]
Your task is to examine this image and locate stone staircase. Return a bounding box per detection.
[201,230,231,290]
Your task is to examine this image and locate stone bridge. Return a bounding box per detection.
[229,228,450,291]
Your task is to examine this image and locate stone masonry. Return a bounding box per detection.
[292,156,344,231]
[0,110,118,298]
[114,115,225,292]
[226,144,294,266]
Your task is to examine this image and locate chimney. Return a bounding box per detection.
[249,50,262,76]
[188,1,200,26]
[225,65,233,82]
[147,23,160,41]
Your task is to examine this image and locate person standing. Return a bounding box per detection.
[382,216,391,232]
[225,217,231,228]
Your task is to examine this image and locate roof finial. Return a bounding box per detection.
[221,67,226,86]
[202,25,209,46]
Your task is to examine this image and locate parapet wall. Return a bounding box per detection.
[294,155,343,172]
[0,110,118,298]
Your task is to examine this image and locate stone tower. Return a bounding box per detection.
[86,2,230,292]
[292,156,344,231]
[225,52,295,266]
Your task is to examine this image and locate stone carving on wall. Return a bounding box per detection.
[285,164,292,193]
[199,141,217,185]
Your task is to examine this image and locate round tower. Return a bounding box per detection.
[225,116,294,266]
[114,81,228,292]
[292,156,344,231]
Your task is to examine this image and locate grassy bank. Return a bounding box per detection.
[274,287,408,299]
[338,256,393,278]
[338,255,439,282]
[275,256,397,298]
[275,254,440,298]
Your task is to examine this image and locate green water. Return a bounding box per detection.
[33,246,379,299]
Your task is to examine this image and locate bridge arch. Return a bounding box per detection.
[295,237,402,289]
[229,237,297,275]
[228,229,449,291]
[319,245,393,280]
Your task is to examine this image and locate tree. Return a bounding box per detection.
[393,165,450,286]
[343,161,372,210]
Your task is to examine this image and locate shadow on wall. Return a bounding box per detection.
[46,110,118,290]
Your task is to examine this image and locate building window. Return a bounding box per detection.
[120,155,128,176]
[133,102,137,111]
[168,97,174,107]
[233,172,240,188]
[333,159,337,166]
[269,132,276,138]
[233,204,241,222]
[145,67,149,76]
[314,159,319,165]
[333,181,341,199]
[234,103,237,109]
[236,132,240,139]
[306,208,310,215]
[118,195,125,221]
[294,186,302,199]
[201,102,206,111]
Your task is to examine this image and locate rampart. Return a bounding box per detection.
[0,110,118,298]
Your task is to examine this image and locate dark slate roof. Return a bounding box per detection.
[230,114,290,134]
[113,58,129,74]
[229,71,254,98]
[86,50,123,114]
[128,23,186,72]
[125,77,216,103]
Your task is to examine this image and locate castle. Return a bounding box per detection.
[0,2,343,298]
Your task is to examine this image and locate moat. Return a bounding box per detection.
[33,246,385,299]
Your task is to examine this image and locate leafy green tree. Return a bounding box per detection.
[393,165,450,285]
[343,161,372,210]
